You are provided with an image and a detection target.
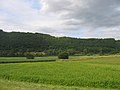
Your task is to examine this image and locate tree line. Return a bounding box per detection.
[0,29,120,57]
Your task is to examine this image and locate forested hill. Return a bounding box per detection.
[0,29,120,56]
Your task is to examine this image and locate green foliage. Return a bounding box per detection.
[67,49,76,55]
[0,30,120,56]
[26,54,34,59]
[58,52,69,59]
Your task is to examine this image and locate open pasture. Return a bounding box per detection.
[0,56,120,90]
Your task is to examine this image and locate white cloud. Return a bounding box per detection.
[0,0,120,39]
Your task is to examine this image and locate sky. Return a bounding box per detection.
[0,0,120,39]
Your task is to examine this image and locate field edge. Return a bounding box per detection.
[0,79,118,90]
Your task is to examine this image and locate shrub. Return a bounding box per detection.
[58,52,69,59]
[26,54,34,59]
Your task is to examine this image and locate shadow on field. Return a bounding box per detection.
[0,60,56,64]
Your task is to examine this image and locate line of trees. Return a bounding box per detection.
[0,29,120,57]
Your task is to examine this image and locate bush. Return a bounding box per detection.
[58,52,69,59]
[26,54,34,59]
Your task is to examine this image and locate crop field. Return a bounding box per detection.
[0,56,120,90]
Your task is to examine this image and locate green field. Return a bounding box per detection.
[0,56,57,63]
[0,56,120,90]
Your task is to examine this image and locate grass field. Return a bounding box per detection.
[0,56,120,90]
[0,56,57,63]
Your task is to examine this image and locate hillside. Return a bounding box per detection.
[0,29,120,56]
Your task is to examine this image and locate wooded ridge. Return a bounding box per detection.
[0,29,120,56]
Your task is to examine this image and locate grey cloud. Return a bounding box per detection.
[42,0,120,29]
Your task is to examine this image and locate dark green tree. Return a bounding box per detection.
[58,52,69,59]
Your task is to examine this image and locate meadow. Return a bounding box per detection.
[0,56,120,90]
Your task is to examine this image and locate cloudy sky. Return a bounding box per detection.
[0,0,120,39]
